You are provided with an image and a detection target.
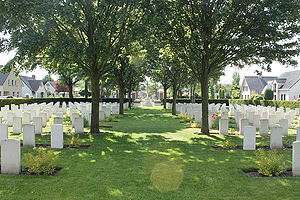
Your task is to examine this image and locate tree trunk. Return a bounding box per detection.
[191,86,196,103]
[68,84,74,98]
[201,74,209,134]
[90,75,100,134]
[119,86,125,115]
[128,89,132,109]
[163,86,168,109]
[172,85,177,115]
[84,80,89,98]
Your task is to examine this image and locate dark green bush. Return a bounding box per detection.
[264,89,274,100]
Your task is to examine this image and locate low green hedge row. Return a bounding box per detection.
[229,99,300,109]
[166,98,300,109]
[0,98,131,108]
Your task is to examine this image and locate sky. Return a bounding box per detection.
[0,50,299,84]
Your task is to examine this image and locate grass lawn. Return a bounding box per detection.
[1,106,300,199]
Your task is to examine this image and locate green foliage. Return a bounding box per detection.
[229,99,300,109]
[212,116,221,129]
[264,89,274,100]
[106,115,119,122]
[250,95,264,101]
[24,147,58,175]
[67,136,83,148]
[218,89,225,99]
[178,114,193,123]
[83,117,90,128]
[229,84,241,99]
[42,73,53,84]
[221,136,237,149]
[256,149,287,177]
[232,72,240,86]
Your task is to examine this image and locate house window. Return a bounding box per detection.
[12,92,15,96]
[15,80,17,86]
[281,94,286,101]
[17,92,19,97]
[8,80,10,85]
[0,91,1,96]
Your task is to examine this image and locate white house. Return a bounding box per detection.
[20,75,47,98]
[241,70,300,101]
[241,76,277,99]
[0,68,22,97]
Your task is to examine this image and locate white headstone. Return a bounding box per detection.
[270,127,283,149]
[239,119,249,136]
[219,119,228,135]
[51,124,64,149]
[293,141,300,176]
[54,117,63,125]
[297,127,300,141]
[74,117,84,134]
[279,119,289,136]
[33,117,42,134]
[0,124,8,140]
[0,139,21,174]
[259,119,269,136]
[243,126,256,150]
[13,117,22,134]
[23,124,35,148]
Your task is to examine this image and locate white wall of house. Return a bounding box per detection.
[0,72,22,97]
[286,80,300,101]
[35,84,47,98]
[278,90,289,101]
[22,84,33,97]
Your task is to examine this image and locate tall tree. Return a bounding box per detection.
[1,0,144,133]
[232,72,240,86]
[150,0,300,134]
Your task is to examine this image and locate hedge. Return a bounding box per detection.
[166,98,229,106]
[166,98,300,109]
[229,99,300,109]
[0,98,131,108]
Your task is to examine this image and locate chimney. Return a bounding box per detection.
[32,75,36,79]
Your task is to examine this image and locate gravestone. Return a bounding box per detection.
[253,114,260,128]
[74,117,84,134]
[270,127,283,149]
[33,117,42,134]
[0,139,21,174]
[219,119,228,135]
[243,126,256,150]
[293,141,300,176]
[259,119,269,136]
[239,119,249,136]
[23,124,35,148]
[54,117,63,125]
[13,117,22,134]
[51,124,64,149]
[279,119,289,136]
[297,127,300,141]
[0,124,8,140]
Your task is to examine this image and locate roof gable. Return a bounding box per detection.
[244,76,277,94]
[279,70,300,90]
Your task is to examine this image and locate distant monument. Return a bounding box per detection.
[141,80,154,106]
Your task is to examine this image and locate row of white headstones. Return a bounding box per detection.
[0,101,124,175]
[168,102,300,176]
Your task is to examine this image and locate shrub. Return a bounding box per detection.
[256,149,287,177]
[178,114,193,123]
[67,135,82,148]
[250,94,264,101]
[24,147,58,175]
[190,122,201,128]
[212,116,221,129]
[264,89,274,100]
[221,136,237,149]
